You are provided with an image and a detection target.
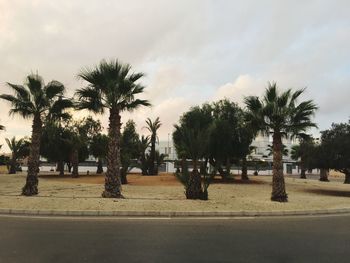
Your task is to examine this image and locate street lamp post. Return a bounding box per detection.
[167,133,170,173]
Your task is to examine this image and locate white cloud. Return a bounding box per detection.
[212,75,264,105]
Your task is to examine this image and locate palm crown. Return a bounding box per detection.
[6,137,30,158]
[0,74,71,120]
[244,82,318,137]
[145,117,161,143]
[76,59,150,112]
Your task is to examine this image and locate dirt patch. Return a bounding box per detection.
[39,173,267,186]
[39,173,181,186]
[1,173,350,212]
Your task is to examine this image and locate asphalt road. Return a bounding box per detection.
[0,215,349,263]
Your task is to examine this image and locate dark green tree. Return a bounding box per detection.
[173,106,212,199]
[90,134,109,174]
[138,135,150,175]
[69,117,101,177]
[290,135,314,179]
[320,121,350,184]
[120,120,140,184]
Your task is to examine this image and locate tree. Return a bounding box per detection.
[320,121,350,184]
[138,135,150,175]
[120,120,140,184]
[173,106,212,199]
[76,59,150,198]
[90,134,109,174]
[267,144,289,157]
[0,74,72,195]
[145,117,161,175]
[0,124,4,151]
[290,135,314,179]
[41,120,72,176]
[245,82,317,202]
[5,137,30,174]
[208,100,240,178]
[155,150,167,174]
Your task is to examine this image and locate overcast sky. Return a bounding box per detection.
[0,0,349,152]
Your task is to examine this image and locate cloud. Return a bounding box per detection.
[1,0,350,150]
[212,75,264,105]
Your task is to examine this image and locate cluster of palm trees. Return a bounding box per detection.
[173,83,317,202]
[1,58,318,203]
[1,59,150,198]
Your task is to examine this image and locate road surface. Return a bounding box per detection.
[0,214,349,263]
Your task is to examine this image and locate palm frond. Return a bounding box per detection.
[75,87,105,113]
[6,83,30,100]
[26,74,44,95]
[45,81,65,99]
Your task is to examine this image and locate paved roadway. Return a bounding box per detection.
[0,214,349,263]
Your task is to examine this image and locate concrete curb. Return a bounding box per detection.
[1,208,350,218]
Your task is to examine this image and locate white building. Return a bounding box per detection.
[156,134,299,174]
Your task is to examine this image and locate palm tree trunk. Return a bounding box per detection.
[9,156,17,174]
[96,158,103,174]
[121,167,128,184]
[102,107,122,198]
[271,132,288,202]
[71,149,79,178]
[344,169,350,184]
[300,157,306,179]
[149,137,156,175]
[141,156,148,175]
[186,160,203,199]
[241,157,249,180]
[319,168,329,182]
[22,114,42,196]
[225,157,231,179]
[58,160,64,176]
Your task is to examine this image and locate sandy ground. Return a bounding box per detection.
[0,172,349,212]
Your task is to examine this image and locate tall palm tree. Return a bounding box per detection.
[5,137,30,174]
[245,82,317,202]
[145,117,161,175]
[76,59,150,198]
[0,74,72,195]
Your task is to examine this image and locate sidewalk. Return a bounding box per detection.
[0,173,349,217]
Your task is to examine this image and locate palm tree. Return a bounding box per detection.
[139,135,150,175]
[145,117,161,175]
[0,74,72,195]
[76,59,150,198]
[173,124,210,199]
[5,137,30,174]
[0,124,4,150]
[267,144,289,157]
[245,82,317,202]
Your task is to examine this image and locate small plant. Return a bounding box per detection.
[174,161,214,200]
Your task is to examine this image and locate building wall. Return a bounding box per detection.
[156,134,299,174]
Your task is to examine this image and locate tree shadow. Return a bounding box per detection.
[303,189,350,197]
[210,177,267,185]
